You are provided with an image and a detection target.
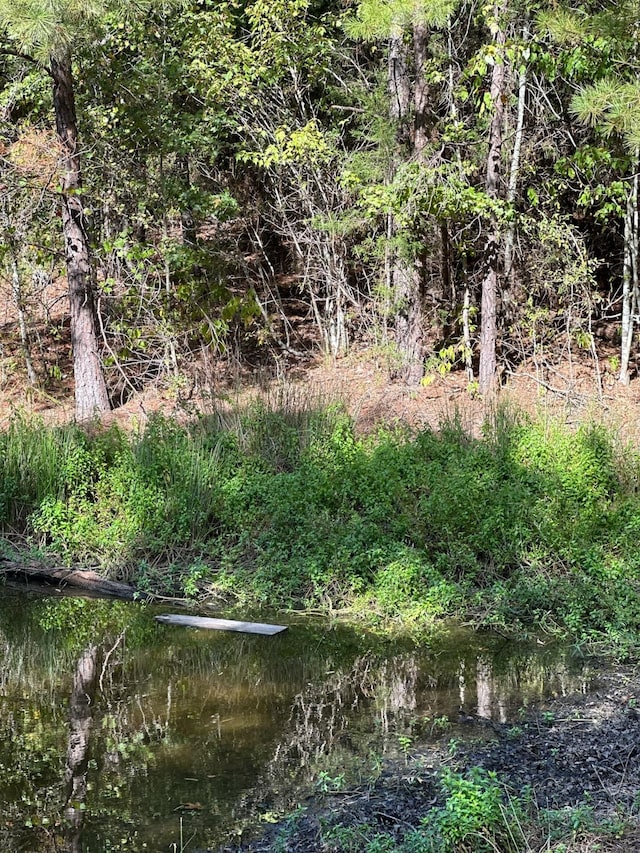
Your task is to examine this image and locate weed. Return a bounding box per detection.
[271,807,307,853]
[423,768,517,852]
[316,765,634,853]
[322,821,374,852]
[423,715,451,737]
[315,771,346,793]
[398,734,413,762]
[4,403,640,650]
[543,802,626,842]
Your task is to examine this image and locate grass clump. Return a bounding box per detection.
[2,399,640,649]
[424,767,520,852]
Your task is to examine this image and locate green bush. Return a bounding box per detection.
[425,768,517,853]
[4,403,640,648]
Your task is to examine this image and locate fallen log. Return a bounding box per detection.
[155,614,287,635]
[0,557,137,600]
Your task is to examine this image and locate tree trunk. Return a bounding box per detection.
[503,24,529,287]
[176,153,198,246]
[462,281,474,382]
[393,263,425,384]
[478,9,507,396]
[0,192,37,386]
[413,22,430,156]
[388,32,410,123]
[620,163,639,384]
[9,247,37,386]
[387,27,427,384]
[0,556,137,599]
[51,52,110,420]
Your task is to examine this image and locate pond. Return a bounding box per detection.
[0,581,598,852]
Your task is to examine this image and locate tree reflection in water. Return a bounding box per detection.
[63,644,100,853]
[0,588,597,853]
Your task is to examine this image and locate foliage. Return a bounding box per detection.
[317,766,628,853]
[0,0,637,393]
[3,401,640,653]
[344,0,460,40]
[425,768,516,852]
[544,0,640,148]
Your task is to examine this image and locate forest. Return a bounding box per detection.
[1,0,639,416]
[3,0,640,649]
[6,5,640,851]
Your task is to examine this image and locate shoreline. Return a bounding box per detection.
[218,664,640,853]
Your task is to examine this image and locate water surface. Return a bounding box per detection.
[0,581,596,851]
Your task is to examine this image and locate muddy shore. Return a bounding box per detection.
[217,665,640,852]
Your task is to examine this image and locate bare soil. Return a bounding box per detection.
[5,320,640,447]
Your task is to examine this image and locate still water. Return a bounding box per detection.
[0,581,596,852]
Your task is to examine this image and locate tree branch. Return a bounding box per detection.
[0,44,52,78]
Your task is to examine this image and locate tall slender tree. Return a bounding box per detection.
[478,1,507,395]
[347,0,460,382]
[52,47,111,418]
[0,1,150,418]
[545,1,640,384]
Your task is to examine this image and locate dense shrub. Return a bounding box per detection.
[2,403,640,649]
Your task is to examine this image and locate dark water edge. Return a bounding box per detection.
[229,663,640,853]
[0,580,602,852]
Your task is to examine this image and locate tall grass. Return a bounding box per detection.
[2,400,640,650]
[0,416,85,529]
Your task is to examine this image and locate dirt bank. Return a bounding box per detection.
[216,664,640,852]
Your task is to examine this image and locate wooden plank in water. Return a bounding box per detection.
[154,614,287,635]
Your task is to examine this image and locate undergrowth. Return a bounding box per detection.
[314,767,629,853]
[2,399,640,653]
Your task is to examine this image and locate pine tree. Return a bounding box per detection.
[478,0,507,396]
[0,1,151,418]
[544,0,640,383]
[347,0,461,383]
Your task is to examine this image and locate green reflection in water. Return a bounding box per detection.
[0,582,594,852]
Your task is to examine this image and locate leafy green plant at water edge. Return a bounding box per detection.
[424,767,517,853]
[317,766,633,853]
[0,417,94,526]
[318,767,527,852]
[5,402,640,649]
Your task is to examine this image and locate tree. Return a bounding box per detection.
[0,1,137,418]
[52,48,111,418]
[196,0,360,360]
[544,1,640,384]
[346,0,460,383]
[0,152,40,387]
[478,1,507,395]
